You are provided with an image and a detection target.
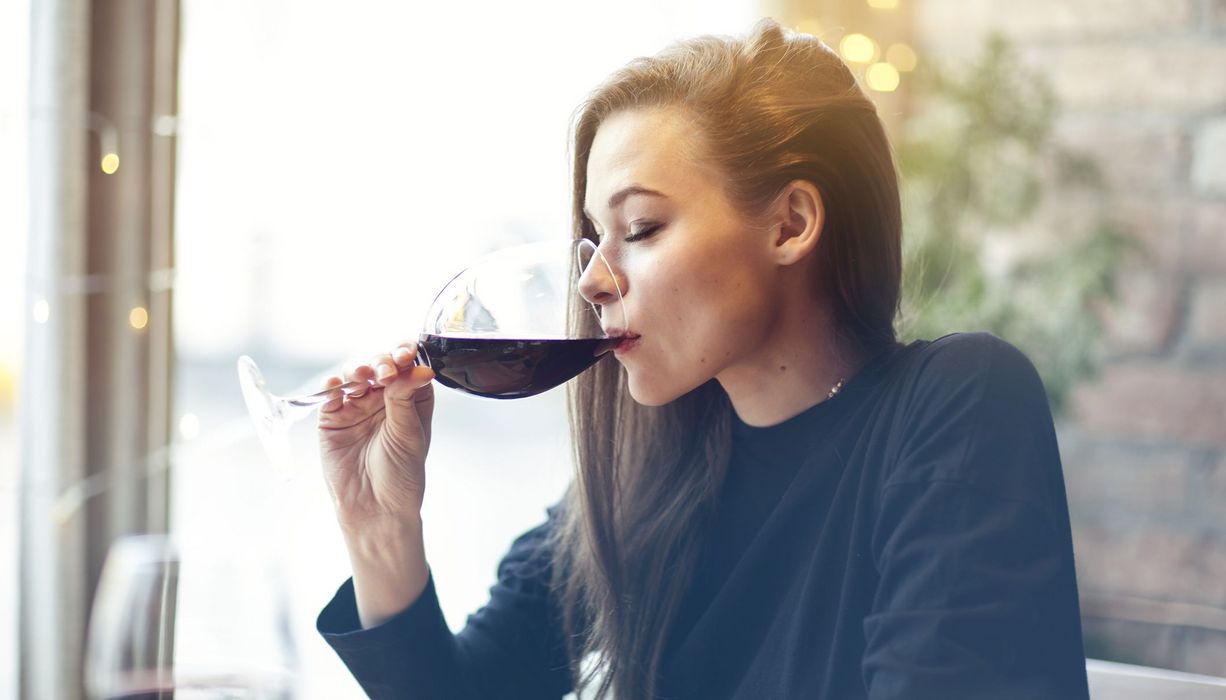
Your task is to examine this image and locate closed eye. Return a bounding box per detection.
[625,223,662,243]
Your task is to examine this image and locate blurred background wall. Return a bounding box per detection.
[917,0,1226,675]
[774,0,1226,676]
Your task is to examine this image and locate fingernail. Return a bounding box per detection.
[377,362,395,379]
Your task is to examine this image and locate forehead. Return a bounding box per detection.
[584,108,722,211]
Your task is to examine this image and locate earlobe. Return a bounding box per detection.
[773,180,824,266]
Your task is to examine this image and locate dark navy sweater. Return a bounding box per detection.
[318,332,1090,699]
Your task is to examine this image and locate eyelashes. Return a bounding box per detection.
[585,219,663,244]
[625,223,662,243]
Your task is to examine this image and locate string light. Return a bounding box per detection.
[23,268,177,304]
[87,112,120,176]
[887,43,918,72]
[866,62,901,92]
[839,34,877,64]
[129,306,149,330]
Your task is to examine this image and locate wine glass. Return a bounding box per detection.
[85,535,178,699]
[85,534,298,699]
[236,237,623,460]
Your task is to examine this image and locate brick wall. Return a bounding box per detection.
[912,0,1226,675]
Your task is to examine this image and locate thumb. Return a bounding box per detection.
[382,365,435,442]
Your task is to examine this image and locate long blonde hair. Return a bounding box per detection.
[550,19,902,699]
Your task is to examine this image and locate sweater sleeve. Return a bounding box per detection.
[317,505,573,700]
[861,333,1089,700]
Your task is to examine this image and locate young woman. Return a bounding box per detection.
[315,19,1090,700]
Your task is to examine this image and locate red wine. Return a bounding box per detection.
[417,334,618,399]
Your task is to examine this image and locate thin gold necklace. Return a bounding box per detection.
[826,378,845,400]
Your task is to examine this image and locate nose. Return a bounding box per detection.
[577,246,626,308]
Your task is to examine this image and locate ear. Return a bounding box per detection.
[770,180,825,266]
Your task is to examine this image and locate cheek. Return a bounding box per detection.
[618,232,775,401]
[681,262,770,340]
[642,244,765,334]
[626,267,767,398]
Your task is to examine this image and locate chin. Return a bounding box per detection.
[626,372,701,407]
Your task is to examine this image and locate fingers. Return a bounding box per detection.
[392,345,414,371]
[317,365,380,429]
[319,375,344,413]
[318,343,435,437]
[345,364,377,404]
[376,341,429,386]
[372,354,399,387]
[360,340,418,390]
[384,343,434,395]
[320,342,430,412]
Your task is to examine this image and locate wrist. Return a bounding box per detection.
[341,516,430,629]
[341,514,424,566]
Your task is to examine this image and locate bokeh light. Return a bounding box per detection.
[178,413,200,440]
[839,33,877,64]
[866,62,901,92]
[867,0,899,8]
[32,299,49,324]
[100,152,120,175]
[887,43,918,72]
[128,306,149,330]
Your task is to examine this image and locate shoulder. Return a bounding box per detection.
[912,330,1038,379]
[891,331,1048,413]
[878,332,1061,495]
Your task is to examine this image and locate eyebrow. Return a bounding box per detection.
[582,185,668,221]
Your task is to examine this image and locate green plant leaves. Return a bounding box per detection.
[896,35,1129,413]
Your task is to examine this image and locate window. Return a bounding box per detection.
[0,0,29,694]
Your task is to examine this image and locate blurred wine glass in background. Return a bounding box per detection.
[86,534,298,699]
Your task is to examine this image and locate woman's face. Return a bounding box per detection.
[581,107,786,405]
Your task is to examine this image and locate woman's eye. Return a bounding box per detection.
[625,223,661,243]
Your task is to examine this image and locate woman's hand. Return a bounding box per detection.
[317,341,436,533]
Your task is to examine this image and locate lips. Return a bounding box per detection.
[614,337,640,354]
[602,326,641,341]
[602,327,641,355]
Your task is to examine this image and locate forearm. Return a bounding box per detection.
[343,515,431,629]
[319,508,573,700]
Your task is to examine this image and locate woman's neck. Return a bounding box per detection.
[716,299,864,428]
